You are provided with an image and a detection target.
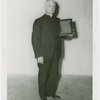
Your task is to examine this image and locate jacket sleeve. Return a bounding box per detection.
[31,19,42,58]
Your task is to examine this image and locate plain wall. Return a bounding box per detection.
[7,0,92,75]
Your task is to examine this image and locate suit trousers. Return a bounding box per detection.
[38,51,60,100]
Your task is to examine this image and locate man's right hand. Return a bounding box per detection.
[37,56,44,64]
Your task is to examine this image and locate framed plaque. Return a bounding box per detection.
[59,19,73,36]
[59,19,78,39]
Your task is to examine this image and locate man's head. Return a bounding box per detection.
[45,0,56,16]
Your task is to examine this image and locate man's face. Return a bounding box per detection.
[45,1,56,15]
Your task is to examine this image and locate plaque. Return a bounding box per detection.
[59,19,72,36]
[59,19,78,39]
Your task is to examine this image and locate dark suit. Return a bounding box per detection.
[32,14,61,100]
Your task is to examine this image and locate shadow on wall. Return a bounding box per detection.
[53,1,79,91]
[54,2,60,17]
[54,2,79,90]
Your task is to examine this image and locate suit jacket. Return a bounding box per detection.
[32,14,61,60]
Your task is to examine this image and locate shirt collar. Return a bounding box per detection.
[44,14,54,18]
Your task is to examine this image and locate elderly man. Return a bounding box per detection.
[32,0,61,100]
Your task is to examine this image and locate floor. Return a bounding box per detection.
[7,74,92,100]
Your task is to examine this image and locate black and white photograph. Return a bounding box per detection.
[1,0,94,100]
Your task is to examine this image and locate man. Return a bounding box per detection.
[32,0,61,100]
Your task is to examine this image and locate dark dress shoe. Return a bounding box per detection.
[52,94,61,99]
